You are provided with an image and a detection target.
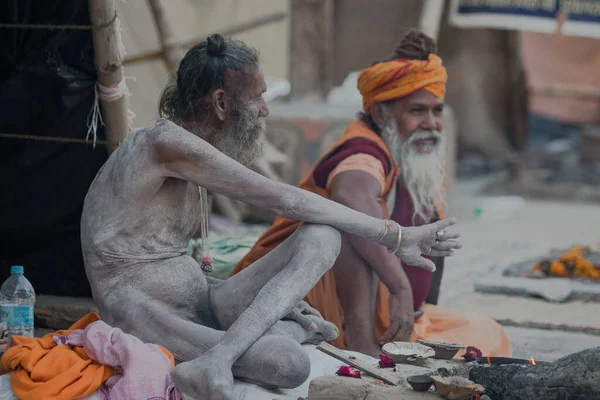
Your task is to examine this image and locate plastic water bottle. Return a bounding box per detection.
[0,266,35,353]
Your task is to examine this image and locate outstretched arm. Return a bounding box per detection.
[152,122,459,268]
[154,125,386,240]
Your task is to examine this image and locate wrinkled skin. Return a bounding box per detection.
[80,118,459,399]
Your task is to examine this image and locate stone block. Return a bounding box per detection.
[446,292,600,335]
[474,276,573,302]
[505,326,600,361]
[35,295,97,330]
[308,376,438,400]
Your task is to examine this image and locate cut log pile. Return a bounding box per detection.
[470,347,600,400]
[308,344,600,400]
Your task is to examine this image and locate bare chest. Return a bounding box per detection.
[154,179,203,241]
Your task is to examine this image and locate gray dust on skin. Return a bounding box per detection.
[81,119,456,399]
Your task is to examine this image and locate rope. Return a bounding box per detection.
[0,133,109,146]
[86,77,135,148]
[0,11,130,149]
[0,12,118,31]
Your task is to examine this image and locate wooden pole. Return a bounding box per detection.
[529,84,600,100]
[418,1,459,205]
[418,0,445,41]
[289,0,334,101]
[88,0,129,153]
[147,0,186,73]
[124,12,287,66]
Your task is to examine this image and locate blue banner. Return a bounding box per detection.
[449,0,600,38]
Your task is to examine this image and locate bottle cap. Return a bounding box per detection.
[10,265,24,275]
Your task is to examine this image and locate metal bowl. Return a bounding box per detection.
[416,339,465,360]
[406,375,433,392]
[381,342,435,364]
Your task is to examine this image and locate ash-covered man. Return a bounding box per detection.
[233,30,512,358]
[80,33,462,400]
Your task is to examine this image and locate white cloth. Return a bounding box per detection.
[0,374,100,400]
[228,345,377,400]
[0,345,377,400]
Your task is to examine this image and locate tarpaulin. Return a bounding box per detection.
[0,0,108,296]
[449,0,600,39]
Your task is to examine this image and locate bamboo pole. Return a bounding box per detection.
[418,0,445,41]
[418,1,458,203]
[124,12,287,66]
[88,0,129,153]
[147,0,186,72]
[289,0,334,101]
[529,84,600,100]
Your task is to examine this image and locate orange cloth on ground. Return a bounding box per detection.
[357,54,448,111]
[0,312,175,400]
[0,313,111,400]
[412,304,512,358]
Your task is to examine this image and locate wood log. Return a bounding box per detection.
[88,0,129,153]
[418,0,445,41]
[289,0,334,101]
[469,347,600,399]
[123,12,287,66]
[147,0,186,72]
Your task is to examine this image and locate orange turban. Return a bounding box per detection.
[357,54,448,112]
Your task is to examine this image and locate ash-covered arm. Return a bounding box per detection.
[152,122,459,268]
[153,124,392,246]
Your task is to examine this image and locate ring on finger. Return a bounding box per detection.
[435,229,445,241]
[425,247,432,255]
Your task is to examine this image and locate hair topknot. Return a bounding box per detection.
[207,33,227,57]
[158,34,259,120]
[393,29,437,60]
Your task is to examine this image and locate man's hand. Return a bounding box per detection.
[381,289,414,344]
[283,300,323,332]
[393,218,462,272]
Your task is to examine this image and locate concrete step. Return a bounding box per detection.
[446,292,600,335]
[506,325,600,362]
[34,295,97,330]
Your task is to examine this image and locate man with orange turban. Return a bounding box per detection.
[232,29,511,358]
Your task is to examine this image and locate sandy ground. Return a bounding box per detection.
[440,175,600,360]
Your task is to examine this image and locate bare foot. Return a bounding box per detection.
[302,314,339,344]
[171,354,234,400]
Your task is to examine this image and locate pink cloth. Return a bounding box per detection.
[53,321,179,400]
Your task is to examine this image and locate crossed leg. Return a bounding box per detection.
[170,223,341,399]
[106,223,341,399]
[124,300,313,390]
[210,223,340,341]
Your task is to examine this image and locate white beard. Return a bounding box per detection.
[381,117,445,224]
[211,99,267,166]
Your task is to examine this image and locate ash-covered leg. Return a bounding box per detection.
[172,223,341,399]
